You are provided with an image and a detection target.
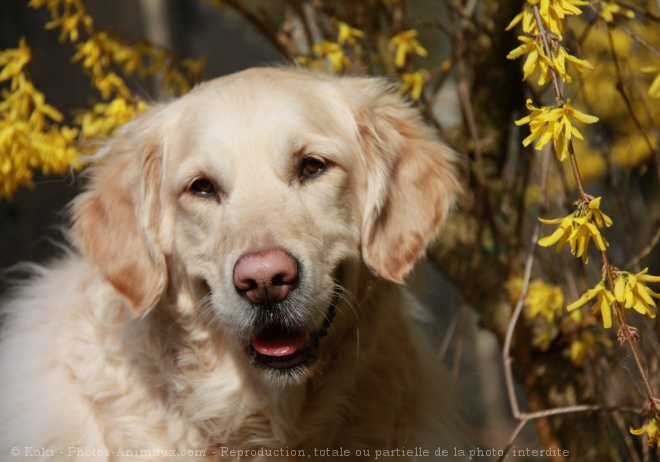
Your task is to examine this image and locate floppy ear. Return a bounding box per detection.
[347,79,461,283]
[70,111,168,315]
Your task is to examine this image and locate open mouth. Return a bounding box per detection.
[248,296,338,372]
[249,329,315,369]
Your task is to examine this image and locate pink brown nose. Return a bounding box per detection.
[233,249,299,304]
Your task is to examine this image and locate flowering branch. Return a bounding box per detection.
[0,0,204,199]
[506,0,660,450]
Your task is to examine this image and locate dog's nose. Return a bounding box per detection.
[233,249,299,304]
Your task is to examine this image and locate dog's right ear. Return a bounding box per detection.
[70,110,168,315]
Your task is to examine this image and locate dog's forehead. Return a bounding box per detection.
[184,74,354,139]
[187,71,354,134]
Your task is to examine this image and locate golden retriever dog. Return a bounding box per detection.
[0,68,463,461]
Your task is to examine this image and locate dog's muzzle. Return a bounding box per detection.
[233,248,340,373]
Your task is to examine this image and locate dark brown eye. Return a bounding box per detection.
[300,156,326,180]
[189,178,216,198]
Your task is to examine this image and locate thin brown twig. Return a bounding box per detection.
[532,6,588,200]
[616,0,660,23]
[588,2,660,57]
[496,404,642,462]
[625,224,660,270]
[603,253,659,413]
[502,142,552,420]
[566,142,587,200]
[532,7,563,104]
[216,0,291,58]
[612,23,660,59]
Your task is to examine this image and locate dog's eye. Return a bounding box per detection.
[300,156,326,180]
[189,178,217,198]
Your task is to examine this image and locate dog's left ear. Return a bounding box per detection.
[70,111,168,315]
[344,78,462,283]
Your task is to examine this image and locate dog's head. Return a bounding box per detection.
[71,68,460,383]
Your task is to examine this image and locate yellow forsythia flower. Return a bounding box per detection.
[567,280,615,328]
[389,30,428,69]
[516,99,598,161]
[569,329,612,366]
[96,72,131,100]
[507,36,553,84]
[43,0,94,43]
[337,22,364,46]
[599,1,635,23]
[509,0,587,39]
[538,196,612,263]
[642,65,660,98]
[398,71,425,100]
[180,57,206,83]
[524,280,565,323]
[614,269,659,320]
[505,277,564,351]
[630,418,659,449]
[537,0,587,36]
[552,46,594,83]
[508,37,594,86]
[505,278,565,320]
[506,5,537,34]
[0,38,31,86]
[516,99,554,151]
[310,42,349,73]
[77,97,147,141]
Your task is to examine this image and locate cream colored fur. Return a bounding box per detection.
[0,68,464,461]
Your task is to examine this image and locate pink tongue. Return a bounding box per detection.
[252,331,306,357]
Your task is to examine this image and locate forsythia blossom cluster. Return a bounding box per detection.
[76,98,147,142]
[0,39,79,199]
[538,196,611,263]
[516,98,598,162]
[297,22,430,101]
[398,71,426,101]
[507,37,593,86]
[506,278,564,351]
[507,2,598,162]
[32,0,204,98]
[389,30,429,101]
[506,0,586,40]
[568,321,612,367]
[508,1,660,447]
[505,278,612,364]
[613,269,660,321]
[297,21,363,73]
[506,0,593,91]
[389,30,427,69]
[0,0,203,199]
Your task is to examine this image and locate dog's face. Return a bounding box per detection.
[71,68,460,383]
[167,73,363,375]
